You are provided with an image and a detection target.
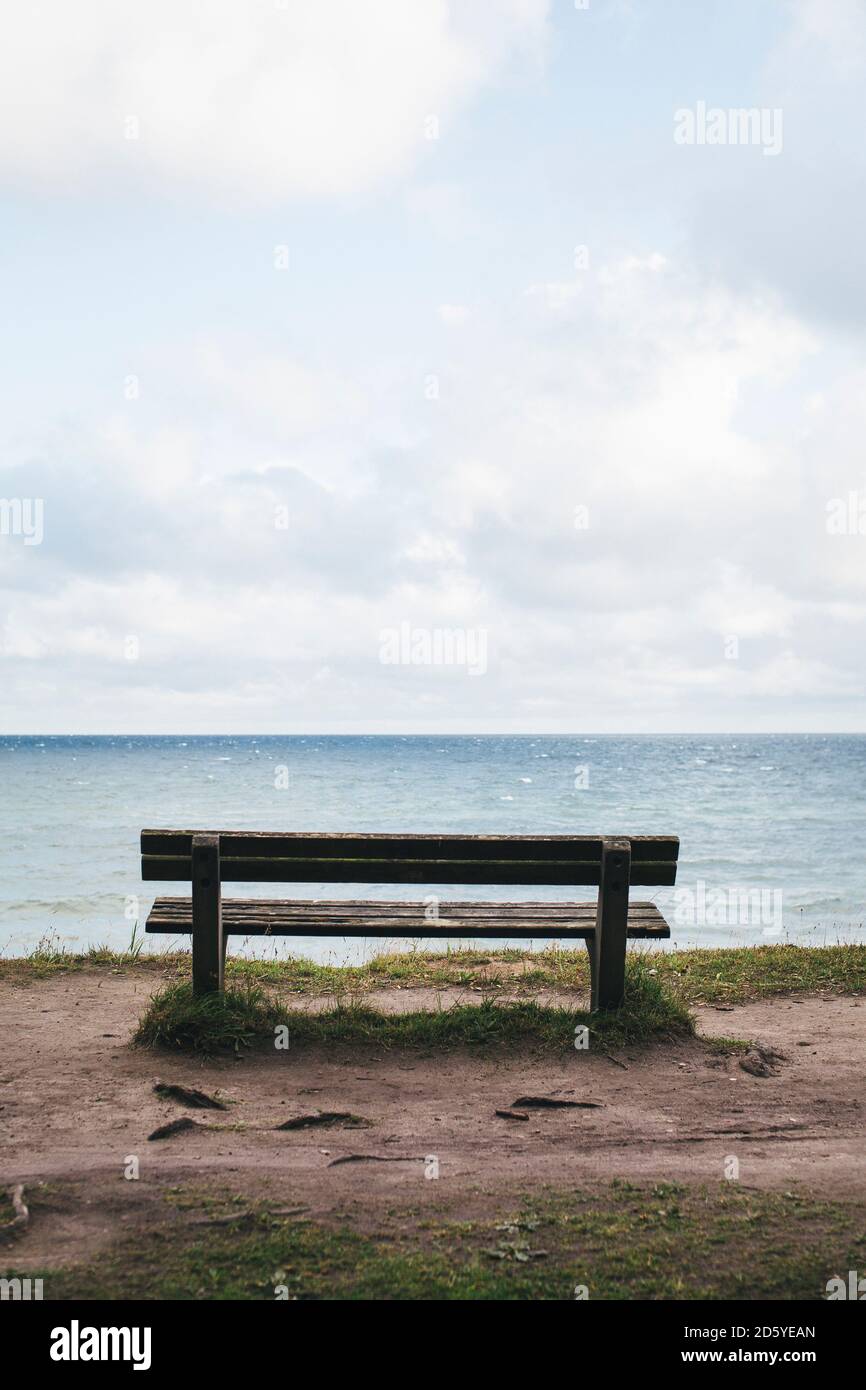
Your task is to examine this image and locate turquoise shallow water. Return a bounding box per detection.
[0,734,863,961]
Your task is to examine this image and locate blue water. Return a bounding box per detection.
[0,734,863,961]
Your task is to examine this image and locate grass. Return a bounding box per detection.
[132,957,694,1054]
[4,938,865,1004]
[651,942,866,1003]
[700,1034,753,1056]
[8,1181,865,1300]
[132,981,287,1054]
[1,925,147,980]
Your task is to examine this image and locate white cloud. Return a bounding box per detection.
[4,253,865,731]
[195,342,370,452]
[784,0,866,74]
[437,304,471,325]
[0,0,550,203]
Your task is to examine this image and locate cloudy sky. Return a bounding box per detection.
[1,0,865,733]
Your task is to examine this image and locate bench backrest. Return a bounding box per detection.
[141,831,679,886]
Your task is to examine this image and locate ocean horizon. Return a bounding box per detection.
[2,732,863,962]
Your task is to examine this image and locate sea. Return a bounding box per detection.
[0,734,863,962]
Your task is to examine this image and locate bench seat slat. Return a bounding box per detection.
[145,896,671,939]
[146,899,665,919]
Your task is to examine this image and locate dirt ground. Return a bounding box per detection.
[1,967,864,1271]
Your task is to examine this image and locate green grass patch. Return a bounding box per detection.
[133,958,693,1055]
[5,940,866,1005]
[9,1181,865,1301]
[0,926,148,981]
[132,982,287,1054]
[650,942,866,1003]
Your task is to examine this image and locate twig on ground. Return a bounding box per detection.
[0,1184,30,1239]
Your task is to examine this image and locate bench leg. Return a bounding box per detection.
[192,834,223,996]
[590,838,631,1011]
[584,937,598,1010]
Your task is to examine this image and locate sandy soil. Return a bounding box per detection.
[1,968,864,1269]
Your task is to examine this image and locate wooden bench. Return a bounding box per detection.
[142,831,678,1011]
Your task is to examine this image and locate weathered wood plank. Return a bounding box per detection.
[142,856,677,885]
[150,928,671,940]
[146,895,671,940]
[141,830,679,863]
[191,834,223,996]
[147,911,665,926]
[590,839,632,1011]
[148,901,669,917]
[147,898,665,916]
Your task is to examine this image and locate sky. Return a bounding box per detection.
[1,0,865,734]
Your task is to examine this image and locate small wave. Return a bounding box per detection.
[0,892,136,917]
[787,894,847,911]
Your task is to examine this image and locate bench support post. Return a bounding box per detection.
[192,834,223,996]
[587,837,631,1011]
